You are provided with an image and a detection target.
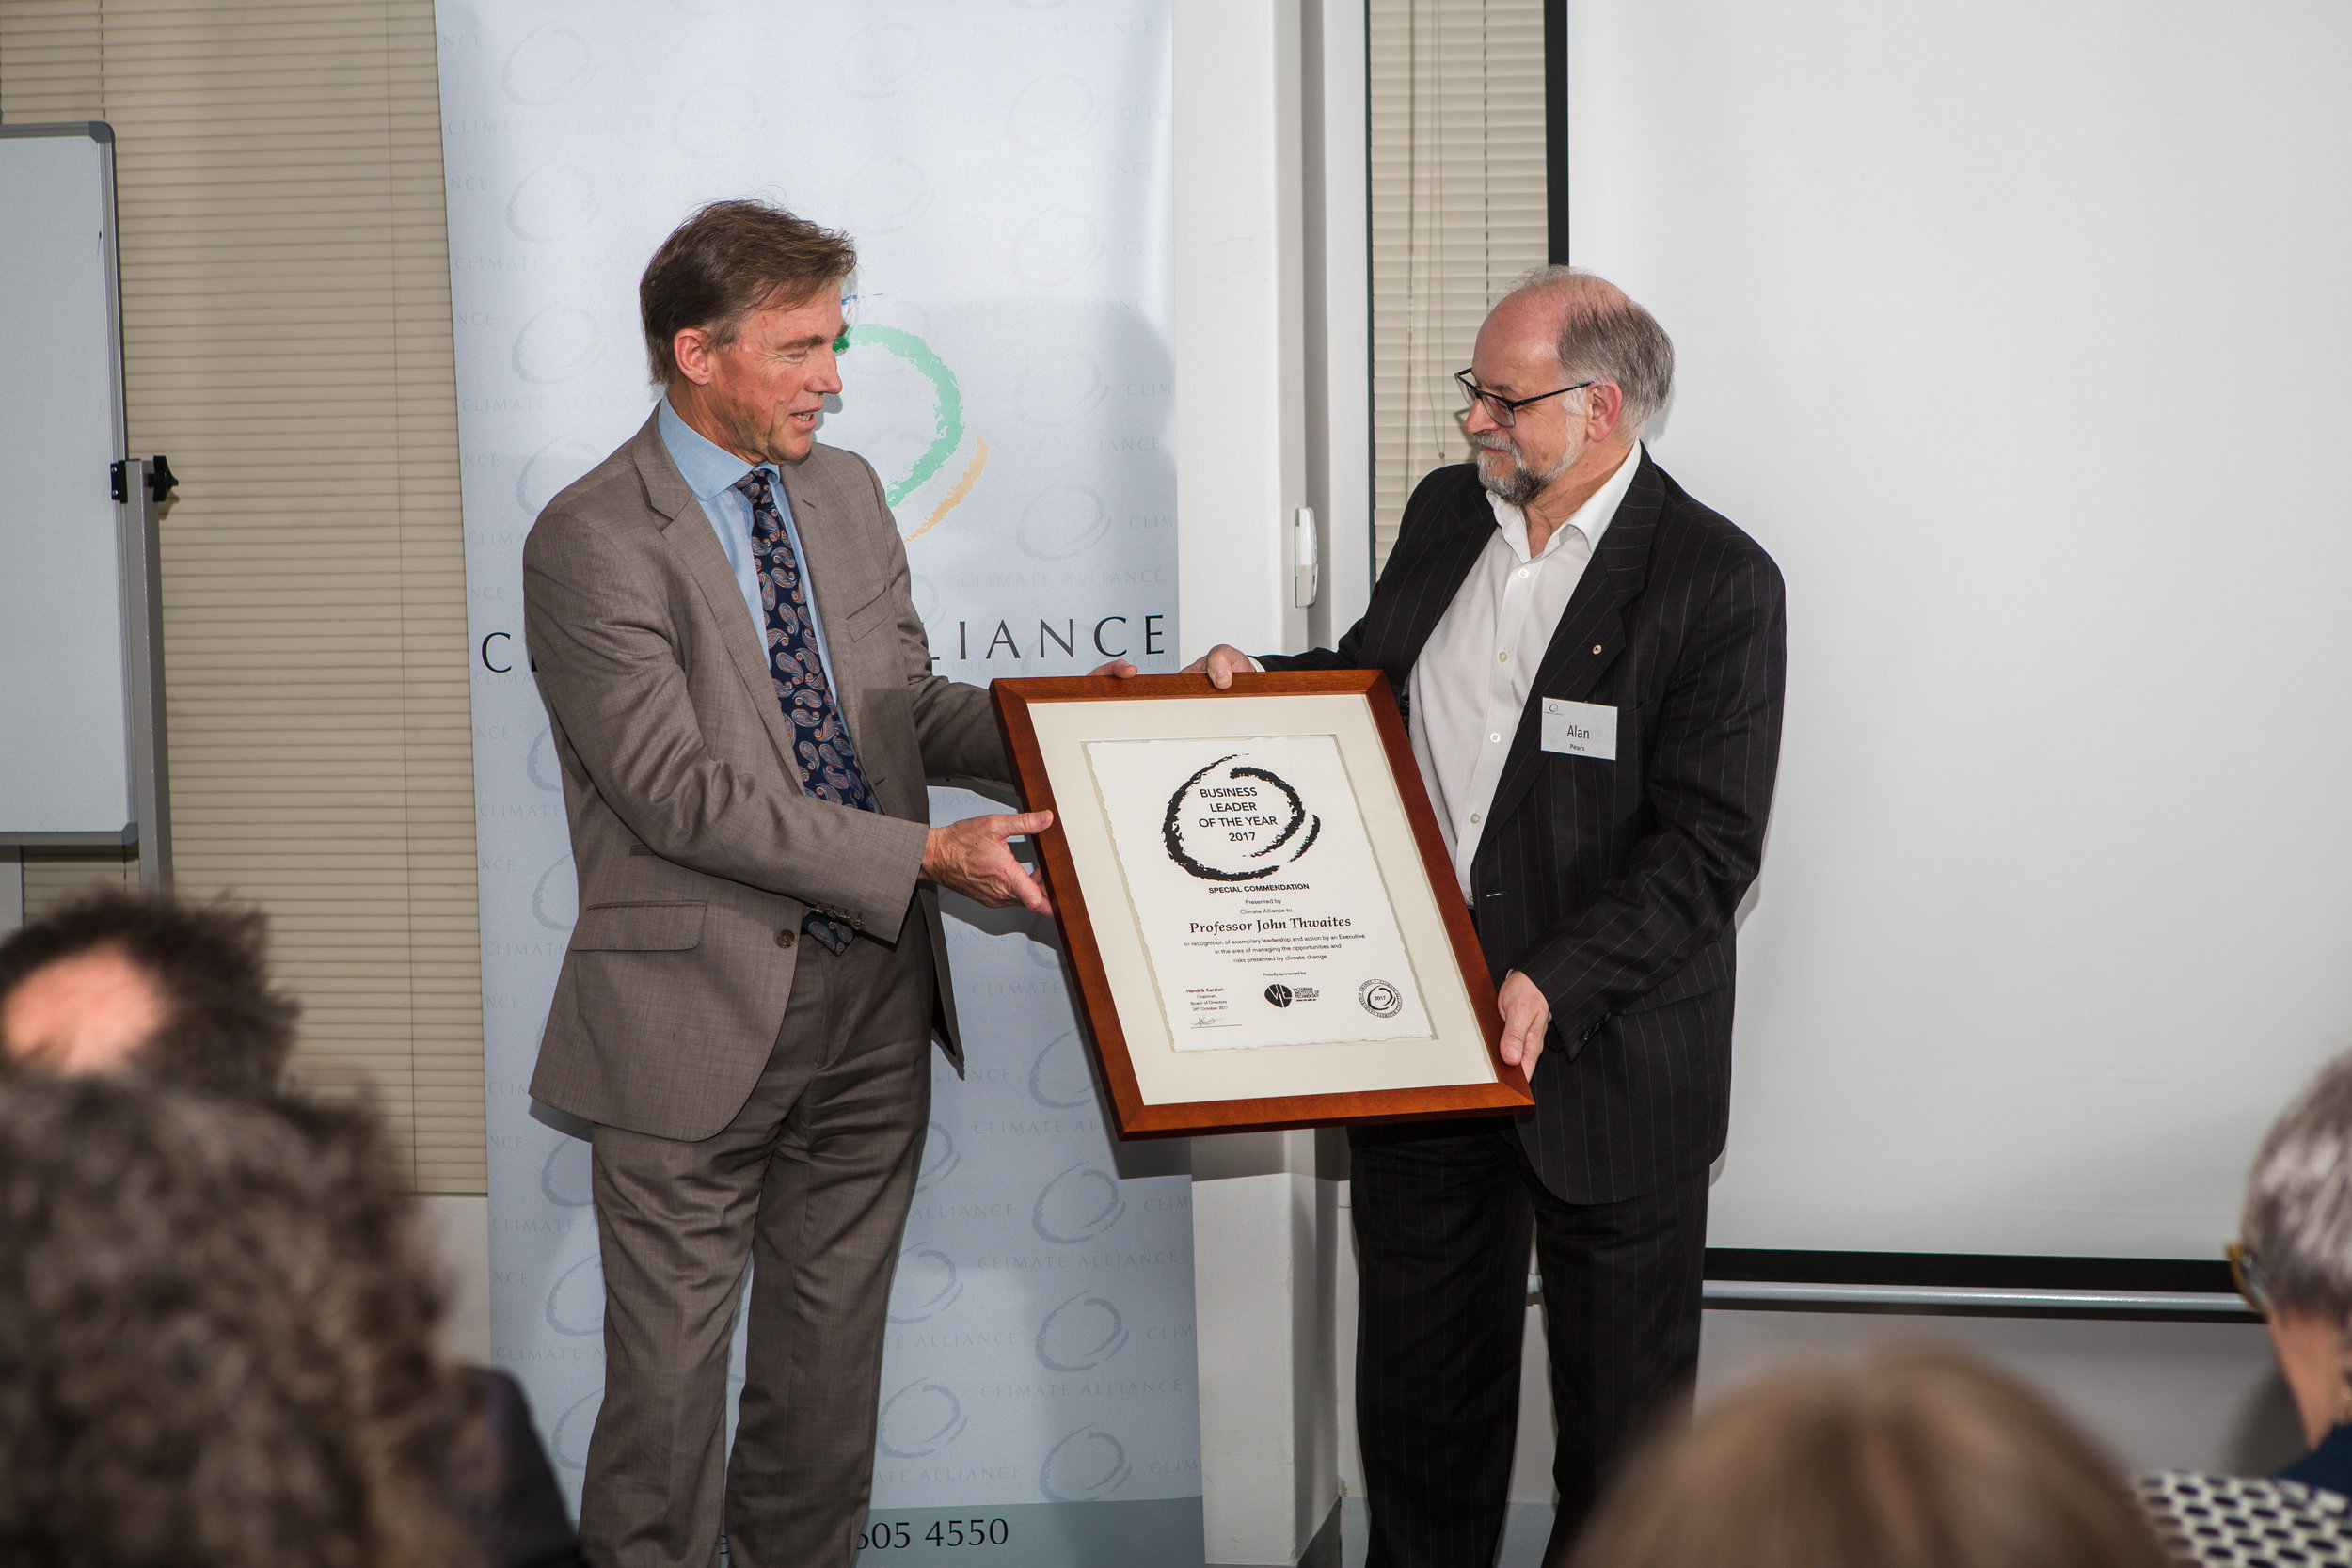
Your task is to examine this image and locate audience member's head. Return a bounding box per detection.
[2238,1048,2352,1445]
[0,888,297,1093]
[0,1074,480,1568]
[1567,1344,2171,1568]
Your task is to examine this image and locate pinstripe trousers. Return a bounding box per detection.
[1350,1116,1708,1568]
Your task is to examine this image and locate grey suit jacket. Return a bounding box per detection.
[521,412,1009,1141]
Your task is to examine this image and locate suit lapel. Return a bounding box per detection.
[628,417,806,782]
[775,451,875,680]
[1388,488,1499,674]
[1479,451,1663,839]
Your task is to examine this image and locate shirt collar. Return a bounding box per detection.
[658,395,773,505]
[1485,441,1644,562]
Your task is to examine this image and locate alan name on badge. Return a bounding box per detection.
[993,671,1533,1138]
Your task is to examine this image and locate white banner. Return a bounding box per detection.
[431,5,1198,1560]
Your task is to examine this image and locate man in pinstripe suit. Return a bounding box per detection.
[1190,269,1786,1565]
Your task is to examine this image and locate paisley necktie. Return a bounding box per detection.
[736,467,882,954]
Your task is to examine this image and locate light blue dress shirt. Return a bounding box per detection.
[656,396,840,694]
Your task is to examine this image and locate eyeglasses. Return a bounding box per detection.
[1454,368,1595,428]
[2226,1242,2271,1315]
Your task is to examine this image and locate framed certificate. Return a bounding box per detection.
[993,670,1534,1138]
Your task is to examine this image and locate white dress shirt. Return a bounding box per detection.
[1409,444,1644,897]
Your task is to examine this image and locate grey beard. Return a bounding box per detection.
[1474,440,1565,507]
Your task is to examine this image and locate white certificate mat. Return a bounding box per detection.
[1025,690,1499,1110]
[1083,734,1437,1050]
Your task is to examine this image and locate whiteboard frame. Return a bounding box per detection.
[0,123,170,890]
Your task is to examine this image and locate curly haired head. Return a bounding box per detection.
[0,1077,482,1568]
[0,889,299,1094]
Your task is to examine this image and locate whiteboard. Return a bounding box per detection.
[0,124,133,841]
[1568,4,2352,1263]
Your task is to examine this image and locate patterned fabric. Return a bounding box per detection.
[2137,1469,2352,1566]
[737,467,881,954]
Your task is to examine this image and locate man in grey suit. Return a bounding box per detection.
[521,200,1125,1568]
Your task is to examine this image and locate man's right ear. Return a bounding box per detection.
[671,326,716,387]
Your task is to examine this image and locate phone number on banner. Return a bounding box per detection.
[858,1517,1012,1552]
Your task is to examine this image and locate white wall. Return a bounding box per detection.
[1193,1139,1345,1566]
[1176,1,1369,1561]
[1173,0,1310,665]
[1299,0,1374,649]
[1168,0,1372,668]
[1571,0,2352,1264]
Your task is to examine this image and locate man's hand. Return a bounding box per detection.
[1179,644,1257,690]
[1497,970,1551,1080]
[922,811,1055,914]
[1088,659,1138,679]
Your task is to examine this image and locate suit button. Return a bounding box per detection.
[775,929,796,949]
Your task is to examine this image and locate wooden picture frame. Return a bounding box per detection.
[992,670,1534,1139]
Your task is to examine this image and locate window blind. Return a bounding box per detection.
[1367,0,1549,568]
[1,0,486,1193]
[19,850,140,920]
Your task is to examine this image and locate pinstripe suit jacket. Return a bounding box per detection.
[520,414,1009,1143]
[1263,452,1785,1201]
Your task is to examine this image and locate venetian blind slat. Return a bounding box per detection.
[0,0,487,1194]
[1368,0,1549,568]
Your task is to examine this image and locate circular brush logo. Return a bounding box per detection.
[1035,1291,1129,1372]
[1162,754,1320,882]
[877,1379,968,1459]
[1039,1425,1133,1502]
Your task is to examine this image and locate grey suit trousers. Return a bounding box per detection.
[579,916,934,1568]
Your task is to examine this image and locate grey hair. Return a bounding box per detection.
[1501,265,1675,436]
[2241,1050,2352,1321]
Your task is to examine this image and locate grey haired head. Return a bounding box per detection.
[2242,1049,2352,1322]
[1500,265,1675,437]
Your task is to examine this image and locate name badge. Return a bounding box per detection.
[1541,699,1617,761]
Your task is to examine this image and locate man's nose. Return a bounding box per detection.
[812,347,845,394]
